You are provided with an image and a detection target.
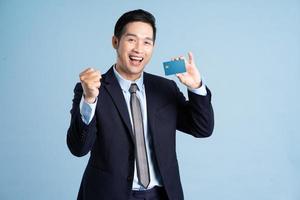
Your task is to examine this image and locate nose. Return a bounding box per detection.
[133,40,143,53]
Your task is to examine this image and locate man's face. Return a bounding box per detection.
[113,21,154,80]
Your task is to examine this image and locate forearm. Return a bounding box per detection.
[177,84,214,137]
[66,83,98,157]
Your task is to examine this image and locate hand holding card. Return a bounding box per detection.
[163,52,202,89]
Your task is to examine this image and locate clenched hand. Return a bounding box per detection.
[79,68,102,103]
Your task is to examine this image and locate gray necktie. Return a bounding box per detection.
[129,83,150,188]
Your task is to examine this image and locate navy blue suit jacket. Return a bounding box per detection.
[67,66,214,200]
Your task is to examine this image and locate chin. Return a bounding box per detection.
[127,64,144,71]
[127,66,144,75]
[129,69,143,76]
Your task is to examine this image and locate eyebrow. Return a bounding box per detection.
[124,33,153,41]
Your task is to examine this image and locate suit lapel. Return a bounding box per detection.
[144,73,159,140]
[102,67,134,140]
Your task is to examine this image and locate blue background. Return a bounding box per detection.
[1,0,299,199]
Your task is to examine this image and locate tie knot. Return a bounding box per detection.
[129,83,138,94]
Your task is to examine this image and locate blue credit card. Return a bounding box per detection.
[163,59,186,76]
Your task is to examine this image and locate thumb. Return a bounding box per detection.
[176,73,185,83]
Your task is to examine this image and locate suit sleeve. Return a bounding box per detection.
[66,83,98,157]
[174,81,214,138]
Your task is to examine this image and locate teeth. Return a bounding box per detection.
[129,56,143,61]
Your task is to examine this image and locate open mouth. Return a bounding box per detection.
[129,55,144,65]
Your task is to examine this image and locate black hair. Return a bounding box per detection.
[114,9,156,42]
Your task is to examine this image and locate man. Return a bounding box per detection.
[67,9,214,200]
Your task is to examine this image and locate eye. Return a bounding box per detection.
[128,38,135,42]
[144,41,152,45]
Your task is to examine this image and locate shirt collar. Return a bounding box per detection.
[113,64,144,93]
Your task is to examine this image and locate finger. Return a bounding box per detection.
[94,81,101,88]
[81,71,101,81]
[89,71,101,78]
[80,67,94,76]
[171,56,182,61]
[80,68,96,81]
[91,70,102,80]
[84,69,99,77]
[179,56,187,65]
[92,76,102,83]
[188,52,194,64]
[176,73,185,83]
[81,67,94,74]
[83,77,100,85]
[86,83,100,92]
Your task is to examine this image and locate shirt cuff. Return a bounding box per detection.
[187,80,207,96]
[80,95,98,124]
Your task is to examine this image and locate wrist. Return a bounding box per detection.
[84,95,96,104]
[189,80,202,89]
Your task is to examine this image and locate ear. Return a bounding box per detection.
[112,36,119,49]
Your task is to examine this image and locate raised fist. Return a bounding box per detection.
[79,68,101,103]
